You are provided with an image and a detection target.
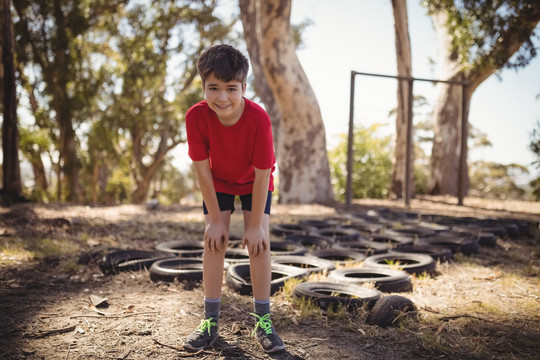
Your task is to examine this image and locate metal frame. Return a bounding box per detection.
[346,71,469,208]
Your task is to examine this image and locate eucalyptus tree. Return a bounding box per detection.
[1,0,22,198]
[13,0,130,202]
[423,0,540,196]
[101,0,234,204]
[239,0,334,204]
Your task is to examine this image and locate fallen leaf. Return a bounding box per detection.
[89,295,108,307]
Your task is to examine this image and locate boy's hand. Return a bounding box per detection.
[204,221,227,254]
[242,226,268,257]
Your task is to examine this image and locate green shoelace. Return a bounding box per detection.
[197,318,217,335]
[251,313,273,336]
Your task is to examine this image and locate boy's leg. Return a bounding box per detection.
[183,210,231,351]
[243,211,285,353]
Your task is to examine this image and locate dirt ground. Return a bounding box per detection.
[0,196,539,360]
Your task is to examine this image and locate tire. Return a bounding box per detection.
[327,267,412,293]
[418,234,479,255]
[306,249,366,266]
[78,246,121,265]
[298,219,333,229]
[270,241,307,256]
[309,227,362,242]
[284,234,334,250]
[155,240,205,257]
[385,227,435,239]
[363,253,436,275]
[369,234,414,248]
[98,249,174,275]
[271,255,335,274]
[332,240,390,255]
[366,295,417,328]
[226,263,308,295]
[293,281,382,310]
[149,258,205,282]
[271,223,315,237]
[390,244,453,262]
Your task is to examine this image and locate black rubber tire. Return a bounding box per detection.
[270,241,307,256]
[155,240,205,257]
[418,234,479,255]
[309,227,362,242]
[293,281,382,310]
[271,255,335,273]
[332,240,390,255]
[363,253,436,275]
[284,234,334,250]
[149,258,205,282]
[271,223,315,237]
[369,234,414,248]
[366,295,417,328]
[327,267,412,293]
[390,244,453,262]
[98,249,174,275]
[306,249,366,266]
[298,219,333,229]
[226,263,308,295]
[385,227,435,239]
[78,246,121,265]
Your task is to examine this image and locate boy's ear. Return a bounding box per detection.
[242,83,247,93]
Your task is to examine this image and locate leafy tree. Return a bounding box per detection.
[13,0,130,202]
[329,124,393,200]
[423,0,540,196]
[469,160,529,200]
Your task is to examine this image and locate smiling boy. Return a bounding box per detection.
[183,44,284,353]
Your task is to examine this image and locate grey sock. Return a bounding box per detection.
[253,298,271,316]
[204,297,221,322]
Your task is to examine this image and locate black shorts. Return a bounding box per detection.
[203,191,272,215]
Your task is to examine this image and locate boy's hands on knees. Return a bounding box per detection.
[204,221,227,254]
[242,226,268,256]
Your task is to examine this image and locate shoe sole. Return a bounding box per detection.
[182,333,219,351]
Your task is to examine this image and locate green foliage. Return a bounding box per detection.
[529,120,540,200]
[329,124,392,200]
[469,160,529,200]
[422,0,539,72]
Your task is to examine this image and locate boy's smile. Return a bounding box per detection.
[204,73,246,127]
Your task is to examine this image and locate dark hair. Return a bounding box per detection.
[197,44,249,84]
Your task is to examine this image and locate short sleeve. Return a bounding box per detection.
[186,106,209,161]
[252,114,275,170]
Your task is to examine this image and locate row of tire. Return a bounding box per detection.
[84,208,535,326]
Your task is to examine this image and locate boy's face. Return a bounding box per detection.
[203,73,246,126]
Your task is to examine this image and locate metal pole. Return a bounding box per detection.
[458,83,468,206]
[404,79,414,207]
[345,71,356,208]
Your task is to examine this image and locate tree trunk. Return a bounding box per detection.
[391,0,414,199]
[257,0,334,204]
[428,4,540,196]
[239,0,282,154]
[51,0,81,202]
[1,0,22,195]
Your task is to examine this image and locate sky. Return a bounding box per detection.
[288,0,540,183]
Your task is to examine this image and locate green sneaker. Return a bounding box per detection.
[183,318,219,351]
[251,313,285,353]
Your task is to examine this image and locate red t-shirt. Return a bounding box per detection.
[186,98,276,195]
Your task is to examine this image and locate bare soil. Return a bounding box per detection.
[0,196,539,360]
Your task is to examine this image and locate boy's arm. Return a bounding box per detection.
[242,166,272,256]
[193,159,227,253]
